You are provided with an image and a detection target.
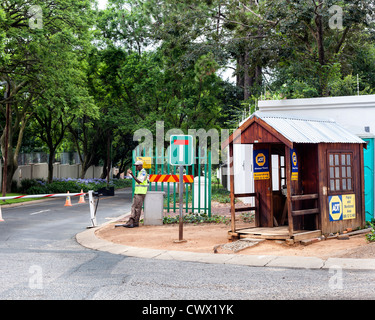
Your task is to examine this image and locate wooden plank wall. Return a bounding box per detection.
[318,143,365,234]
[293,144,319,231]
[237,123,283,145]
[253,143,273,227]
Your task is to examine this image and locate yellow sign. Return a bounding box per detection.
[343,194,356,220]
[136,157,152,169]
[255,153,266,167]
[329,194,356,221]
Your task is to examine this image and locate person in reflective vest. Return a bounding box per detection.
[124,160,148,228]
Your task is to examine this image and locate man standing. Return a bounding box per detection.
[124,160,148,228]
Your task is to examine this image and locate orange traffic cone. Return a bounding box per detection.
[64,191,72,207]
[78,189,86,204]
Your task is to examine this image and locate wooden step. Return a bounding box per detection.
[292,230,322,241]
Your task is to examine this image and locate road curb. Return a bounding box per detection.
[75,214,375,271]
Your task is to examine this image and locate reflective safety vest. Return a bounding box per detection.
[134,168,148,194]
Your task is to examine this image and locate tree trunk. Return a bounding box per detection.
[0,114,17,193]
[47,150,55,184]
[100,158,108,180]
[237,50,262,100]
[243,50,250,100]
[314,2,327,96]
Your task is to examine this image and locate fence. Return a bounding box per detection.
[132,147,212,216]
[12,163,106,186]
[18,152,81,165]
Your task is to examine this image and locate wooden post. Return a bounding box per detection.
[285,145,294,237]
[229,143,236,233]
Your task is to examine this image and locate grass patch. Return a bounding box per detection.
[0,193,41,205]
[141,213,230,225]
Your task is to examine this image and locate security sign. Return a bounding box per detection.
[256,153,266,166]
[329,195,343,221]
[343,194,356,220]
[253,149,270,180]
[329,194,356,221]
[136,157,152,169]
[290,149,298,181]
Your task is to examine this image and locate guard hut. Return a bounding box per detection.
[222,112,367,241]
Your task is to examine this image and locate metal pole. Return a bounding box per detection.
[208,150,212,217]
[178,165,184,241]
[88,190,97,228]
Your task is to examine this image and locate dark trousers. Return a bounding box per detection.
[128,194,146,225]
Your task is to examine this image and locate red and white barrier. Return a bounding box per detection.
[0,190,97,227]
[0,192,86,201]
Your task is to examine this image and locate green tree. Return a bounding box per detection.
[0,0,97,188]
[90,2,238,172]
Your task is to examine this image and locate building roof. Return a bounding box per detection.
[222,112,366,149]
[250,112,365,144]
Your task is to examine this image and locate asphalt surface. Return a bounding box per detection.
[1,188,375,301]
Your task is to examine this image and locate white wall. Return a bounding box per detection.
[258,94,375,136]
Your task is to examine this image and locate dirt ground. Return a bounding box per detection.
[96,202,375,260]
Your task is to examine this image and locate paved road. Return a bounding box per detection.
[1,189,375,302]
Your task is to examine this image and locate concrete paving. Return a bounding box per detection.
[76,212,375,271]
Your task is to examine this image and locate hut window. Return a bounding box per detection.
[328,152,353,192]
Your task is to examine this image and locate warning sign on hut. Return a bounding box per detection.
[329,194,356,221]
[290,149,298,181]
[253,149,270,180]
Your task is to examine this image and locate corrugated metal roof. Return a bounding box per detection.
[249,112,365,144]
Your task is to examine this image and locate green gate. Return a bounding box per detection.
[132,147,212,217]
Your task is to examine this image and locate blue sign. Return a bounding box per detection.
[329,195,343,221]
[253,149,270,180]
[290,148,298,181]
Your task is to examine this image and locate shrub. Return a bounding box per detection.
[27,185,48,195]
[162,213,230,225]
[366,221,375,242]
[19,178,131,195]
[47,180,81,193]
[11,180,19,193]
[20,179,40,193]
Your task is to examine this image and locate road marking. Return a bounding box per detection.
[30,209,51,216]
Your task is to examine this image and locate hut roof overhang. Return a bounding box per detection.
[222,112,366,150]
